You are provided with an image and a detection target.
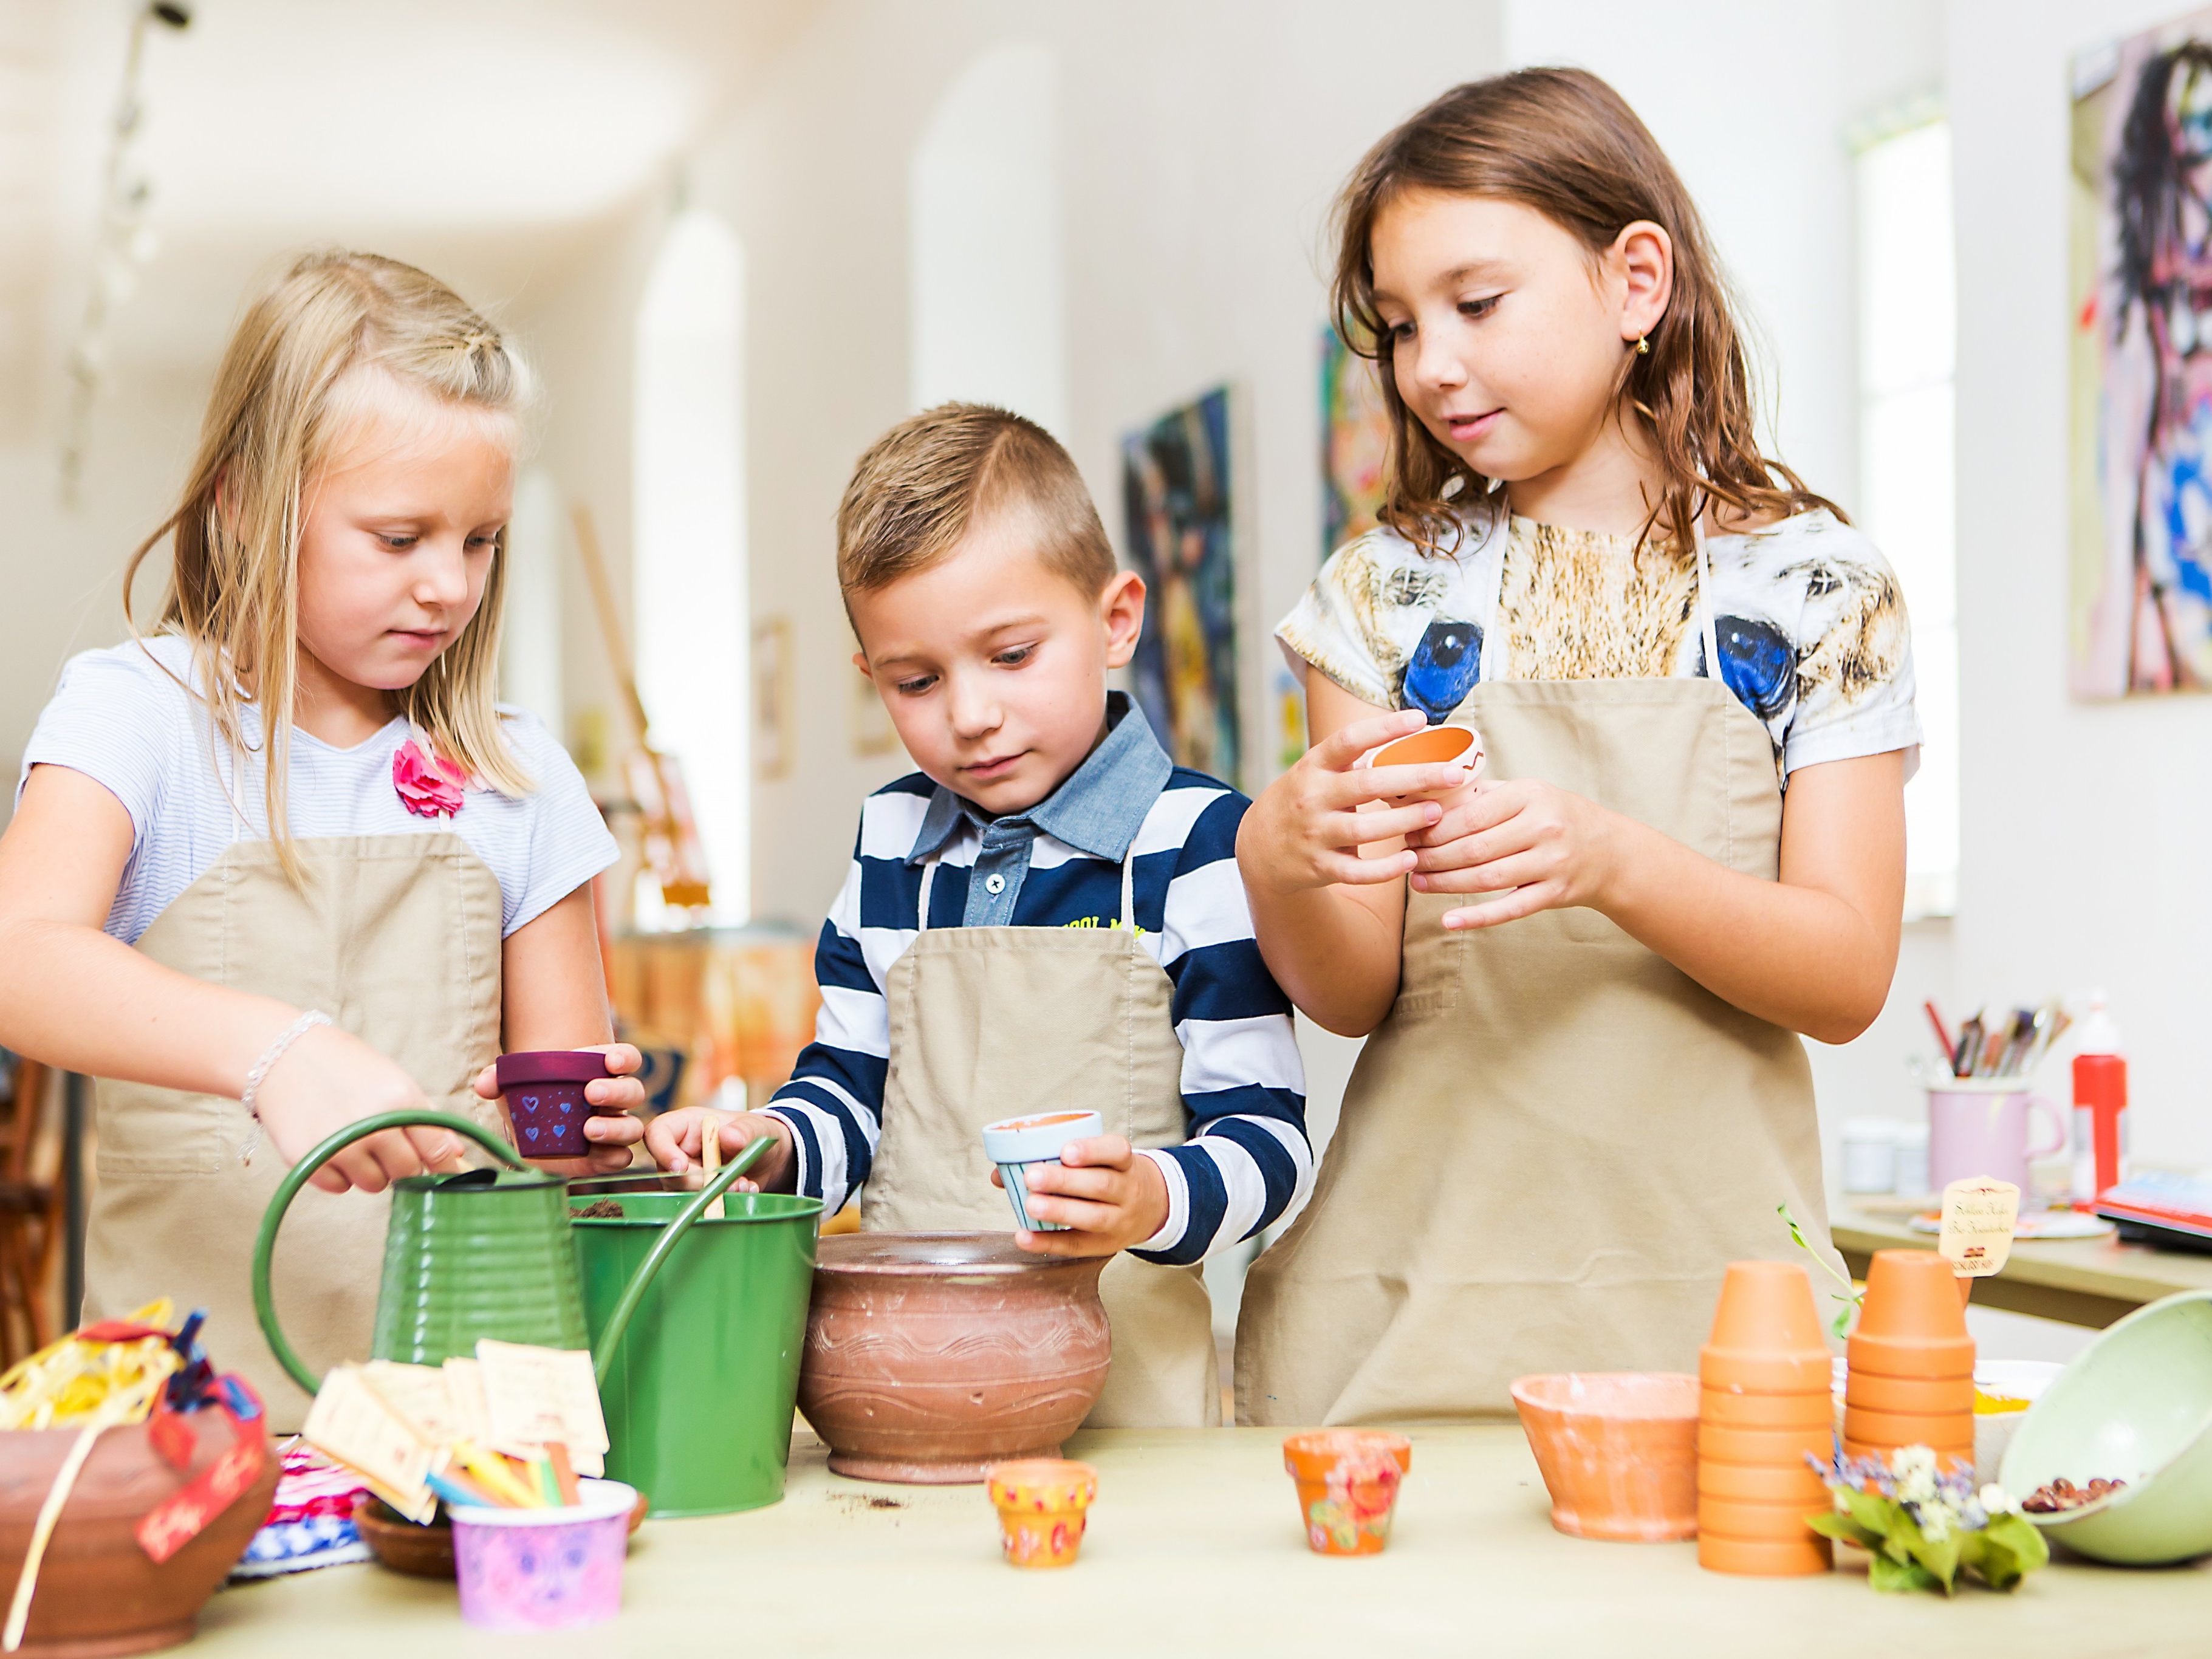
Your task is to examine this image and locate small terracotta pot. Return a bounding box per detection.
[985,1459,1098,1569]
[1697,1493,1833,1541]
[1510,1373,1697,1542]
[1841,1438,1974,1478]
[1282,1431,1410,1556]
[1840,1403,1973,1449]
[1699,1261,1832,1393]
[1694,1421,1834,1468]
[1842,1370,1976,1415]
[1698,1385,1835,1429]
[1698,1531,1834,1576]
[1696,1460,1830,1504]
[355,1491,649,1580]
[1847,1250,1975,1376]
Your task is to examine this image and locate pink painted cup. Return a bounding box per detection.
[451,1478,635,1630]
[1925,1080,2066,1195]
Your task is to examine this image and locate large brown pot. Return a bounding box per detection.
[0,1419,279,1657]
[797,1233,1110,1484]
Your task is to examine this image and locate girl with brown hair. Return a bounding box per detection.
[1235,69,1917,1423]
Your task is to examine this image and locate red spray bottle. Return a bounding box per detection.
[2070,991,2127,1209]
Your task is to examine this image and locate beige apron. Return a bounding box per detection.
[88,832,505,1431]
[1238,525,1846,1426]
[863,853,1220,1427]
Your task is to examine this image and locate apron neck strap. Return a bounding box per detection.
[914,845,1136,932]
[1477,497,1721,682]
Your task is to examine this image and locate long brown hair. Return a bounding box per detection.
[123,250,535,879]
[1331,67,1841,556]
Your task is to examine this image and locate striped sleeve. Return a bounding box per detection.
[1129,784,1312,1267]
[763,803,903,1217]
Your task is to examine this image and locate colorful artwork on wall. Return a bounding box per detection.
[1321,326,1392,559]
[2072,13,2212,695]
[1123,386,1239,785]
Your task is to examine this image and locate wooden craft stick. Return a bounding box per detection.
[547,1442,581,1507]
[704,1116,725,1221]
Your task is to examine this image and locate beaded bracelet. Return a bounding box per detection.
[236,1010,333,1165]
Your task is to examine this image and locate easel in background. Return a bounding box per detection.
[570,502,713,918]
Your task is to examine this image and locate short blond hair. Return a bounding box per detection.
[836,404,1116,610]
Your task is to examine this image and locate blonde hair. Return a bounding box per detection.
[123,249,535,878]
[836,403,1115,620]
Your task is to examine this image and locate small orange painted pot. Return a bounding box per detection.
[1841,1370,1975,1415]
[1696,1460,1830,1505]
[1282,1431,1411,1556]
[986,1459,1098,1569]
[1696,1493,1831,1541]
[1841,1438,1974,1478]
[1694,1420,1834,1468]
[1698,1384,1835,1429]
[1839,1404,1973,1451]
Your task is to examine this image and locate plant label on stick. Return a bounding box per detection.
[360,1361,464,1445]
[441,1357,493,1445]
[302,1366,437,1524]
[476,1341,610,1474]
[1938,1177,2021,1278]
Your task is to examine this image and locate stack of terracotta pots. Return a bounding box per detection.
[1696,1260,1834,1575]
[1843,1248,1974,1476]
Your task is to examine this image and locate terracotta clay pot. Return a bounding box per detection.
[1842,1370,1976,1415]
[1696,1460,1830,1504]
[0,1418,279,1657]
[985,1459,1098,1568]
[1697,1385,1835,1429]
[354,1490,649,1579]
[797,1233,1111,1484]
[1699,1262,1832,1393]
[1282,1431,1410,1556]
[1840,1403,1973,1450]
[1694,1420,1834,1468]
[1697,1493,1833,1539]
[1698,1532,1833,1575]
[1510,1373,1697,1542]
[1846,1250,1975,1376]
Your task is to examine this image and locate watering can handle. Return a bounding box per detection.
[591,1136,775,1389]
[252,1110,529,1397]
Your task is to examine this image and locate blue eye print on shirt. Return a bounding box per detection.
[1705,614,1797,720]
[1399,618,1483,723]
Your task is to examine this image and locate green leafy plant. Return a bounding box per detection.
[1807,1445,2050,1594]
[1778,1201,1862,1339]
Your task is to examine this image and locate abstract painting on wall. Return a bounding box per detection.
[1321,326,1392,559]
[2072,12,2212,695]
[1123,386,1239,785]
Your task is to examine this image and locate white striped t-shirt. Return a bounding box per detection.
[17,634,617,943]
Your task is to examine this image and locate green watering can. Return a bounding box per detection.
[253,1110,823,1517]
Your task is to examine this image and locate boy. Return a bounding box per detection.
[646,403,1310,1426]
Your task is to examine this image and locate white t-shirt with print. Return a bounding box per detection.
[17,634,617,945]
[1278,505,1922,780]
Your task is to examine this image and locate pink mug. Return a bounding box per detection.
[1925,1081,2067,1196]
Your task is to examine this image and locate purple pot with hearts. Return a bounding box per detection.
[495,1050,614,1158]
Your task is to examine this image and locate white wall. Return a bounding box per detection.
[1950,0,2212,1170]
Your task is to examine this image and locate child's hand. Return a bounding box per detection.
[995,1136,1170,1257]
[1405,778,1626,929]
[643,1106,796,1194]
[471,1042,648,1177]
[253,1022,471,1194]
[1238,708,1471,896]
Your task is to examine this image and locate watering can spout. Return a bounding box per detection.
[251,1109,773,1398]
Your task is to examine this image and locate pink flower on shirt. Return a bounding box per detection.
[392,739,467,818]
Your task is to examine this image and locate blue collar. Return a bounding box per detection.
[907,691,1173,864]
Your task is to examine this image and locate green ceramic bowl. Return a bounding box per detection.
[1998,1290,2212,1565]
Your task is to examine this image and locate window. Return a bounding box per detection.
[909,43,1067,431]
[633,210,748,922]
[1855,113,1958,919]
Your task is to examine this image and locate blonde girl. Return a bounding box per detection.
[0,251,644,1425]
[1236,70,1918,1423]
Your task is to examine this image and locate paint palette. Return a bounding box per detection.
[1357,723,1484,796]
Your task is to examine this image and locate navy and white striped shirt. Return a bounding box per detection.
[766,696,1310,1265]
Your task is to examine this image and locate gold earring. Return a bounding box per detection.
[1634,334,1651,356]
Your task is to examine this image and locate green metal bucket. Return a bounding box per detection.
[573,1185,823,1517]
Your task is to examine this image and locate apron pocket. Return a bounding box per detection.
[94,1085,229,1177]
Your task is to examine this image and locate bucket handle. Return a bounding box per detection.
[589,1136,775,1389]
[252,1110,530,1397]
